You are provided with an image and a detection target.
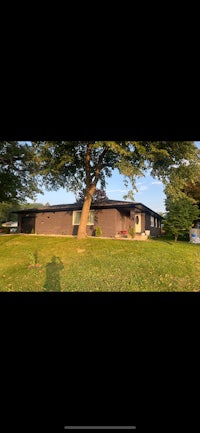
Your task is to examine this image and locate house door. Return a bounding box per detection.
[21,216,35,233]
[135,213,141,233]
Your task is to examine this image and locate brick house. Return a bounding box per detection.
[14,200,162,238]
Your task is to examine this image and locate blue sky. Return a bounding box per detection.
[29,142,200,214]
[34,171,166,213]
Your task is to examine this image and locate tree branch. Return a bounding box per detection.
[85,143,93,188]
[93,147,108,184]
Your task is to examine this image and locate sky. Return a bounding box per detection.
[28,142,200,214]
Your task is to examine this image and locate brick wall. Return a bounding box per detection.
[19,209,118,237]
[34,211,94,236]
[94,208,118,237]
[35,211,73,235]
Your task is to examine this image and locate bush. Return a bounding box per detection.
[95,226,102,237]
[128,226,135,239]
[176,232,190,242]
[0,227,10,234]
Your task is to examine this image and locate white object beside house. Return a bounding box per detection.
[1,221,18,232]
[1,221,18,227]
[190,228,200,243]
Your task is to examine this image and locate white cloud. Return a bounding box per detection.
[136,184,148,193]
[140,185,148,191]
[151,180,162,185]
[107,189,127,193]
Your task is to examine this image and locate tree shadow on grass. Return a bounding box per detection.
[162,240,174,245]
[43,256,64,291]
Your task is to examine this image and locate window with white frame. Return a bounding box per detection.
[155,217,157,227]
[150,216,154,227]
[72,210,94,225]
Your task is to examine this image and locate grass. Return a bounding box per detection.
[0,234,200,291]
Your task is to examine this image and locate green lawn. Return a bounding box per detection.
[0,234,199,291]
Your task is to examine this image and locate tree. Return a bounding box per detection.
[0,201,20,223]
[76,188,109,204]
[0,141,41,203]
[163,195,200,242]
[0,201,46,224]
[33,141,200,239]
[21,202,46,209]
[182,175,200,205]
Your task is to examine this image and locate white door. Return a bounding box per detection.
[135,213,141,233]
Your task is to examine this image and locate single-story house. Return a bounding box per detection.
[13,200,163,238]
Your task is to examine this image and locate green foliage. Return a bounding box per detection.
[26,248,35,265]
[183,174,200,206]
[123,190,135,201]
[95,226,102,237]
[21,202,45,210]
[128,226,136,238]
[0,141,41,203]
[0,201,45,224]
[164,195,200,241]
[33,141,200,195]
[163,151,200,201]
[76,189,109,204]
[0,201,19,223]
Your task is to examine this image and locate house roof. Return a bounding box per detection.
[13,200,163,219]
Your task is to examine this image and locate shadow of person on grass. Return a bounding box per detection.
[43,256,64,291]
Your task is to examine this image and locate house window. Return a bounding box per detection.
[150,216,154,227]
[72,210,94,225]
[155,217,157,227]
[87,210,95,225]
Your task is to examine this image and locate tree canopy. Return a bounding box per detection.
[0,201,19,223]
[0,141,41,203]
[164,195,200,241]
[0,201,47,225]
[182,175,200,205]
[76,188,109,205]
[33,141,200,238]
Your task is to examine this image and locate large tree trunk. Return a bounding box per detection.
[77,186,96,239]
[174,234,178,242]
